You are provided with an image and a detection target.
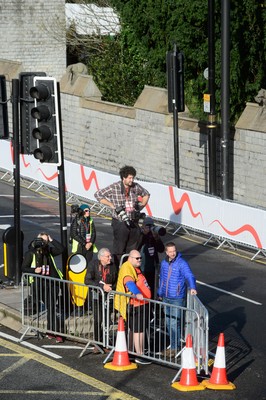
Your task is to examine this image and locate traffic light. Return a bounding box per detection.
[30,76,62,166]
[20,72,46,154]
[0,75,9,139]
[167,50,185,113]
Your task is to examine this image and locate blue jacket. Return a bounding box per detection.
[157,253,196,299]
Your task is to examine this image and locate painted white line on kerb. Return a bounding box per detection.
[0,195,36,198]
[197,280,262,305]
[0,332,62,359]
[0,215,59,218]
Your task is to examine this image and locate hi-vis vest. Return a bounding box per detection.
[114,261,151,320]
[29,254,63,283]
[71,219,98,253]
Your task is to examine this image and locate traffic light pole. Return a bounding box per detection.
[207,0,217,196]
[57,82,68,278]
[172,45,180,187]
[12,79,22,286]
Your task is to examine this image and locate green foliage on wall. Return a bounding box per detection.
[83,0,266,123]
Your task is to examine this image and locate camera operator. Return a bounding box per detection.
[21,232,65,342]
[137,217,165,299]
[94,165,150,269]
[70,204,98,265]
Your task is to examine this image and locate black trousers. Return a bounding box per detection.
[31,279,64,333]
[112,218,141,268]
[93,298,113,344]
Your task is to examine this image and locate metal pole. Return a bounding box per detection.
[207,0,217,195]
[172,44,180,187]
[221,0,230,200]
[12,79,22,286]
[57,82,68,278]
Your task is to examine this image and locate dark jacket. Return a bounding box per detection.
[70,215,96,247]
[85,259,117,292]
[138,231,164,273]
[21,238,65,279]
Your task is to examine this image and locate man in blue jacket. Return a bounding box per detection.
[157,242,197,357]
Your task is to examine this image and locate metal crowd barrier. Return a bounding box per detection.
[20,273,107,356]
[105,290,209,375]
[20,273,209,375]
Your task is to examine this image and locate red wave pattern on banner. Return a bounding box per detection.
[144,203,152,216]
[81,166,100,191]
[169,186,203,222]
[37,168,58,182]
[137,195,152,216]
[10,142,14,164]
[21,154,30,168]
[210,220,262,249]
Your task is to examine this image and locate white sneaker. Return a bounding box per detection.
[135,357,152,365]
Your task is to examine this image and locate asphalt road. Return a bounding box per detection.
[0,177,266,400]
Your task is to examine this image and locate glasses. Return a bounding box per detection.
[131,256,142,260]
[84,209,90,212]
[103,255,112,258]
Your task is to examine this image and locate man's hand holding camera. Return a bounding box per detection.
[115,206,130,225]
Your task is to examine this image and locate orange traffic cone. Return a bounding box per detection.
[202,333,236,390]
[172,334,205,392]
[104,316,138,371]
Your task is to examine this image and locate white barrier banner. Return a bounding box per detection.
[0,140,265,251]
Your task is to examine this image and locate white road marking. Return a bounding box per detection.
[0,195,36,198]
[0,215,59,218]
[0,224,11,229]
[0,332,62,359]
[42,345,85,350]
[196,280,262,305]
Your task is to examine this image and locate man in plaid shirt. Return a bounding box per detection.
[95,166,150,268]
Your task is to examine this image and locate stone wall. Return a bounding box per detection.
[59,71,266,210]
[0,0,66,80]
[1,60,266,210]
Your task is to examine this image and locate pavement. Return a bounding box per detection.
[0,283,23,332]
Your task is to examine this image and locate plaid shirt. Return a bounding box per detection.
[95,180,150,220]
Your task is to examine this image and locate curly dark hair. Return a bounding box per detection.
[119,165,136,180]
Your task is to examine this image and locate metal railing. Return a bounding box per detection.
[20,273,209,375]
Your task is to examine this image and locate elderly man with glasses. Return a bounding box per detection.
[85,248,117,354]
[114,249,151,365]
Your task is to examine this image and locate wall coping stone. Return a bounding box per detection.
[0,59,22,80]
[236,102,266,133]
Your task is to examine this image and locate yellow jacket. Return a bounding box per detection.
[114,261,137,320]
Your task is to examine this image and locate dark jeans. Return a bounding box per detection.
[163,297,185,350]
[112,218,141,268]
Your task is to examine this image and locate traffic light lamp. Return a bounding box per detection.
[0,75,9,139]
[19,72,46,154]
[167,50,185,113]
[30,76,62,166]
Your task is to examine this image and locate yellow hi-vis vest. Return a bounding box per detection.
[114,261,138,321]
[71,219,98,253]
[29,254,63,283]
